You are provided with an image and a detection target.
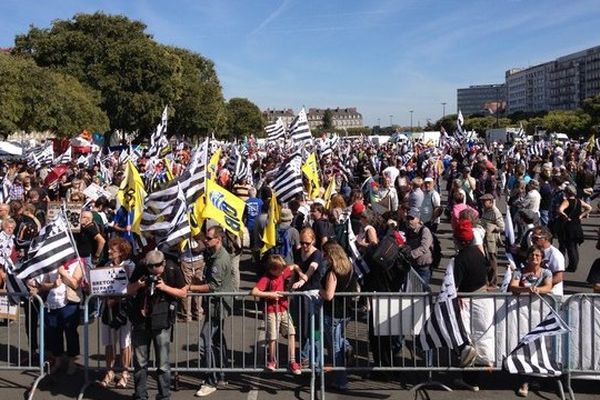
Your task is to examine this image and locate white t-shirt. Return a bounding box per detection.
[420,190,441,224]
[382,166,400,185]
[473,226,486,246]
[544,245,565,296]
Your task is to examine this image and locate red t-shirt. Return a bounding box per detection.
[255,267,292,313]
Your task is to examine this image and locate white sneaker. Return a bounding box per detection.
[195,384,217,397]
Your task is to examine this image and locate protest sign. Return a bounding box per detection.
[89,266,129,295]
[0,295,19,320]
[47,202,83,232]
[83,183,112,201]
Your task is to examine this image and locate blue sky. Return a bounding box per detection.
[1,0,599,127]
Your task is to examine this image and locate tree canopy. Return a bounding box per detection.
[225,98,264,138]
[0,52,108,137]
[12,12,226,139]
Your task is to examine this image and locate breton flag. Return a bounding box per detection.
[142,183,190,247]
[0,175,11,203]
[419,258,470,350]
[14,213,76,280]
[270,152,304,203]
[528,140,545,157]
[148,105,170,158]
[515,122,526,140]
[225,146,250,184]
[53,147,72,165]
[344,211,369,279]
[265,118,286,142]
[288,108,313,145]
[503,310,570,376]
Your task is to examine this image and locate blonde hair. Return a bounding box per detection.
[323,242,352,277]
[300,227,315,242]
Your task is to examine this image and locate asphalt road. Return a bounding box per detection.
[2,194,599,400]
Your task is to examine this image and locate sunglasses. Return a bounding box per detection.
[204,236,217,241]
[532,236,546,241]
[300,241,312,246]
[407,216,416,221]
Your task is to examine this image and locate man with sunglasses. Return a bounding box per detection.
[127,250,187,400]
[191,225,234,397]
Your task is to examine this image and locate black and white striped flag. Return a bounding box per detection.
[54,147,72,165]
[270,152,304,203]
[515,121,526,140]
[226,146,250,183]
[265,118,286,142]
[344,211,369,278]
[142,183,190,247]
[288,108,313,145]
[419,258,470,350]
[148,106,170,158]
[0,176,11,203]
[503,310,569,376]
[14,213,76,280]
[528,140,546,157]
[1,249,29,304]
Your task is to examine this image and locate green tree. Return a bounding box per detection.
[0,53,108,136]
[225,98,263,138]
[582,93,600,125]
[165,47,227,138]
[541,110,592,137]
[322,109,334,130]
[12,12,227,138]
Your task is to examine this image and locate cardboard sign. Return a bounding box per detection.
[83,183,112,201]
[0,295,19,320]
[89,266,129,295]
[47,202,83,233]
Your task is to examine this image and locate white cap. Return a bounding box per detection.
[424,177,434,183]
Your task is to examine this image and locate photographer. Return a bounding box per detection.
[127,250,187,400]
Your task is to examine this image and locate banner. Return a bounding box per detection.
[302,152,320,199]
[89,266,129,295]
[47,202,83,232]
[116,160,147,236]
[0,296,18,320]
[83,183,113,201]
[207,147,221,181]
[202,179,246,237]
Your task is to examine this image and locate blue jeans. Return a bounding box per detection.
[323,315,349,388]
[415,266,432,292]
[200,317,229,385]
[132,327,172,400]
[539,210,550,226]
[45,303,80,357]
[300,296,322,366]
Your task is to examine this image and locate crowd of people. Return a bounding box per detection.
[0,132,599,399]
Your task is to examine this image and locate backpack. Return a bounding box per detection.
[273,226,293,260]
[370,230,401,272]
[332,220,350,252]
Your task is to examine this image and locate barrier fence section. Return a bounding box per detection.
[315,291,564,398]
[78,291,318,400]
[7,289,590,399]
[563,293,600,400]
[0,292,45,400]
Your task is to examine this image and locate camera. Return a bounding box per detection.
[144,274,160,296]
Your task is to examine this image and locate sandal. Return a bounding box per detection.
[116,371,129,388]
[100,370,115,387]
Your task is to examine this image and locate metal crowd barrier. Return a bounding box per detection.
[77,291,318,400]
[562,293,600,400]
[0,292,45,400]
[68,288,587,400]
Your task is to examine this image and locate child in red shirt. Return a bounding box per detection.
[251,255,307,375]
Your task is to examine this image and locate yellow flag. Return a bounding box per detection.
[116,160,147,236]
[207,147,221,181]
[323,178,336,210]
[190,194,206,237]
[164,158,174,181]
[261,194,279,256]
[586,134,596,152]
[202,179,246,236]
[301,152,320,199]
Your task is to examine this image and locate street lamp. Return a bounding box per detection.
[441,102,446,118]
[409,110,414,131]
[377,118,381,126]
[389,115,393,127]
